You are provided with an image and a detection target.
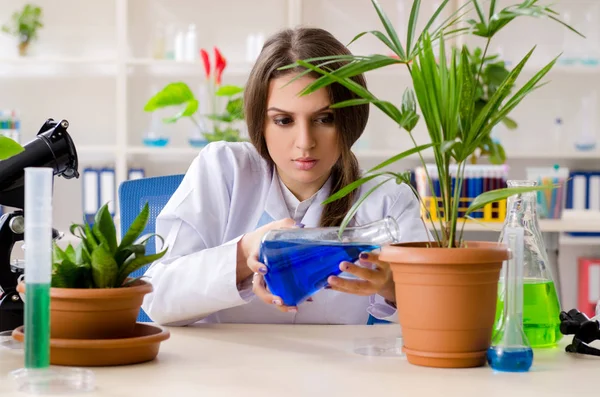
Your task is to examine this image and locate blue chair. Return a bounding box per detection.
[118,174,185,322]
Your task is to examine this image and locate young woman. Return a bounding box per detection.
[141,27,429,326]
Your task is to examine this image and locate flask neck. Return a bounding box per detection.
[505,181,539,227]
[341,216,401,246]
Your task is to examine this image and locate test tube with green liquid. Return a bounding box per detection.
[24,167,53,369]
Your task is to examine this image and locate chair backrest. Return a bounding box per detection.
[118,174,184,322]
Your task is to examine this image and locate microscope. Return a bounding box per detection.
[0,118,79,332]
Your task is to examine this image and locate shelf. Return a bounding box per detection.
[353,148,600,161]
[559,235,600,246]
[0,57,116,64]
[0,57,117,78]
[77,145,118,155]
[126,146,202,156]
[428,219,600,233]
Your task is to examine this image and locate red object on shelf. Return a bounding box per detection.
[578,257,600,317]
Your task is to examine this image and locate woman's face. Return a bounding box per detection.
[264,73,341,201]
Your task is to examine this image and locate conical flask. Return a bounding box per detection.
[260,217,400,306]
[487,226,533,372]
[494,180,562,348]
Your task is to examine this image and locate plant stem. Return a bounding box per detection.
[474,38,492,100]
[407,130,447,244]
[450,160,465,247]
[405,182,441,244]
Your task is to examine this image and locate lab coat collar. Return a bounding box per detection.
[263,169,333,228]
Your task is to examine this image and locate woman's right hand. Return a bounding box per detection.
[237,218,299,313]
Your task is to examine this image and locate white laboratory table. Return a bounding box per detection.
[0,323,598,397]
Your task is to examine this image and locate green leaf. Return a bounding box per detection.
[338,177,394,237]
[371,0,406,61]
[75,243,91,266]
[144,82,195,111]
[84,223,98,252]
[501,116,518,130]
[0,136,24,160]
[406,0,421,56]
[367,143,434,174]
[348,30,406,59]
[226,97,244,118]
[118,202,149,250]
[64,244,76,263]
[295,60,403,125]
[51,259,81,288]
[162,99,198,123]
[52,242,67,264]
[90,244,119,288]
[115,244,146,268]
[467,47,535,150]
[93,203,117,255]
[215,85,244,96]
[207,114,235,123]
[322,172,397,205]
[466,185,556,216]
[459,47,475,133]
[116,248,168,287]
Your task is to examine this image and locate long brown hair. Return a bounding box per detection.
[244,27,369,227]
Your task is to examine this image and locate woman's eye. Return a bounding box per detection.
[315,114,334,124]
[273,117,293,126]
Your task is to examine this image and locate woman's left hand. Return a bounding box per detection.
[326,252,396,303]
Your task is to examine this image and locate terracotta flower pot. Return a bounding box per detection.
[17,279,152,340]
[380,241,509,368]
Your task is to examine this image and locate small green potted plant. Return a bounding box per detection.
[1,3,43,56]
[18,202,167,340]
[292,0,581,368]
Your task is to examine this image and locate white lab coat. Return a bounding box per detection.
[141,141,429,326]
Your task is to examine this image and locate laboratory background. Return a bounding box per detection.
[0,0,599,315]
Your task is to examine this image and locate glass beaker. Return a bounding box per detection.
[494,180,562,348]
[260,217,400,307]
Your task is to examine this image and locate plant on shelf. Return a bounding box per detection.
[18,202,167,340]
[1,3,43,56]
[290,0,581,368]
[144,47,246,146]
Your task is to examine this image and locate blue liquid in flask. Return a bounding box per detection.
[486,346,533,372]
[260,239,378,306]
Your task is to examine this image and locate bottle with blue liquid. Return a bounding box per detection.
[259,217,400,306]
[487,226,533,372]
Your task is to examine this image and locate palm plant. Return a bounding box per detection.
[287,0,582,248]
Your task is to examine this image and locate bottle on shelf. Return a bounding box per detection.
[558,12,579,66]
[184,24,197,62]
[581,4,600,66]
[174,28,185,61]
[574,90,597,152]
[143,111,169,147]
[152,23,165,59]
[164,24,176,60]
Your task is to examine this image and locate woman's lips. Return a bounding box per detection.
[293,159,318,170]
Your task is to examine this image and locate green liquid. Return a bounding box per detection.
[25,283,50,368]
[494,279,562,348]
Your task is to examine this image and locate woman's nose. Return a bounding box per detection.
[295,123,316,149]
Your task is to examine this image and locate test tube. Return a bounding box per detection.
[24,167,53,369]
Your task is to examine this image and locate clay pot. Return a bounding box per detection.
[17,279,152,340]
[379,241,509,369]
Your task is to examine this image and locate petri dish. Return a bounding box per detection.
[11,367,95,394]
